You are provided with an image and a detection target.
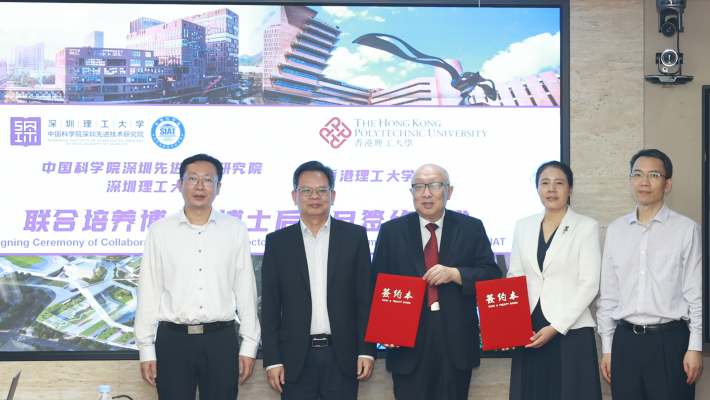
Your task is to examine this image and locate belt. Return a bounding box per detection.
[160,320,234,335]
[431,301,440,311]
[618,319,687,334]
[310,334,333,347]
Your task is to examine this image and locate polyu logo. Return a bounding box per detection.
[319,117,351,149]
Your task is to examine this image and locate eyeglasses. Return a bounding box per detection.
[296,187,331,197]
[183,176,219,187]
[630,172,665,181]
[411,182,450,192]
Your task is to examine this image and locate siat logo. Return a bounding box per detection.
[319,117,351,149]
[160,126,175,136]
[151,116,185,149]
[10,117,41,147]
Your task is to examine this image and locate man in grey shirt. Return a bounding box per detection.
[597,149,702,400]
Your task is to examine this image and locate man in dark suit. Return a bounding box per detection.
[372,163,501,400]
[262,161,376,399]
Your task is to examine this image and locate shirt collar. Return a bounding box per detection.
[419,209,445,231]
[628,202,670,225]
[300,216,331,236]
[179,208,218,227]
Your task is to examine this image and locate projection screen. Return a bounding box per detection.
[0,0,568,359]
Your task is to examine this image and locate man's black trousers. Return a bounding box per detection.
[610,321,695,400]
[155,323,241,400]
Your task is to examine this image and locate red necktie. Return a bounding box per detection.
[424,223,439,307]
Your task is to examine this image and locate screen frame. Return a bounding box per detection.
[702,85,710,353]
[0,0,570,361]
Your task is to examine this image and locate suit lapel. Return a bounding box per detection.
[288,223,310,293]
[542,207,576,273]
[528,211,545,279]
[438,210,458,267]
[327,218,342,289]
[405,213,427,277]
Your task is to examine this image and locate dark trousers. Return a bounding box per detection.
[281,344,358,400]
[392,310,472,400]
[155,323,241,400]
[610,321,695,400]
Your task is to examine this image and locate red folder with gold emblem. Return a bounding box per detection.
[365,273,427,348]
[475,276,533,351]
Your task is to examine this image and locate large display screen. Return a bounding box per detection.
[0,1,563,357]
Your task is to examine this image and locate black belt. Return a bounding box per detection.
[310,334,333,347]
[160,320,234,335]
[618,319,687,334]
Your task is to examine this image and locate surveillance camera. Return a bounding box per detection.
[655,50,684,76]
[661,17,678,36]
[647,1,692,84]
[657,0,685,34]
[660,49,679,67]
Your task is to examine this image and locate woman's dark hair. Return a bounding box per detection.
[535,161,573,188]
[629,149,673,179]
[292,161,335,190]
[179,154,223,182]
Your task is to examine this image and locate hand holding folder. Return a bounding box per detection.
[475,276,534,351]
[365,273,427,348]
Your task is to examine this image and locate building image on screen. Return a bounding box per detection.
[0,2,562,355]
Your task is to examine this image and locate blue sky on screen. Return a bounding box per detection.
[0,3,559,88]
[312,6,560,88]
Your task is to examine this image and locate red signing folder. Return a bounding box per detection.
[475,276,533,351]
[365,273,427,348]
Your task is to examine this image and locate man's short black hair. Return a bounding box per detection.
[179,154,223,182]
[292,161,335,190]
[630,149,673,179]
[535,161,573,188]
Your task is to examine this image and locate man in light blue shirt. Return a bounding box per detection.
[597,149,702,400]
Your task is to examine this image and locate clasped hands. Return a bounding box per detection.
[382,264,460,349]
[423,263,461,287]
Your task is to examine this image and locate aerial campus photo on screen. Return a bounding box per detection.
[0,255,263,352]
[0,255,141,351]
[0,4,560,107]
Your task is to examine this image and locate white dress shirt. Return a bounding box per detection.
[135,209,261,362]
[266,217,373,371]
[419,211,445,250]
[302,218,333,336]
[596,203,702,353]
